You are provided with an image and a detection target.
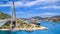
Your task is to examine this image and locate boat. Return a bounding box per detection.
[25,28,33,32]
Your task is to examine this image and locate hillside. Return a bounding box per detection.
[0,12,30,29]
[51,16,60,18]
[44,16,60,22]
[0,12,11,19]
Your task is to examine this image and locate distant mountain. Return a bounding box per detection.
[44,16,60,22]
[31,16,41,20]
[0,12,11,19]
[51,16,60,18]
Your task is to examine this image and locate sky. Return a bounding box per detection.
[0,0,60,18]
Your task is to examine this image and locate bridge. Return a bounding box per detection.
[0,19,11,27]
[0,19,11,22]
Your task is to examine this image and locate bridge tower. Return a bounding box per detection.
[10,1,17,31]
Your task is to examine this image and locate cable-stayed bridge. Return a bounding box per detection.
[0,19,11,27]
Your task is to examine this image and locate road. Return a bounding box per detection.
[0,19,11,27]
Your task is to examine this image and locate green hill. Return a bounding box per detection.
[0,12,11,19]
[0,12,31,29]
[0,12,41,29]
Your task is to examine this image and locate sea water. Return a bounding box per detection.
[0,21,60,34]
[15,21,60,34]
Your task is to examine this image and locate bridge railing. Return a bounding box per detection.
[0,19,11,22]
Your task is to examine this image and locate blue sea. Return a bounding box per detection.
[0,21,60,34]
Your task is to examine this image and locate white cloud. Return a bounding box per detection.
[43,12,58,15]
[0,4,11,7]
[16,12,24,14]
[14,0,60,7]
[38,6,60,9]
[0,0,60,7]
[29,12,59,16]
[27,12,60,17]
[13,1,42,7]
[0,2,12,7]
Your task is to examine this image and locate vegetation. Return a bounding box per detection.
[0,21,11,29]
[0,19,33,29]
[36,25,40,28]
[0,12,11,19]
[0,12,11,29]
[51,16,60,22]
[0,12,42,29]
[44,16,60,22]
[17,19,33,28]
[52,19,60,22]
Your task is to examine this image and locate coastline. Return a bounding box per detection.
[0,29,10,31]
[12,26,48,31]
[0,26,48,31]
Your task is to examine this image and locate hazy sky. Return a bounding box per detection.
[0,0,60,18]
